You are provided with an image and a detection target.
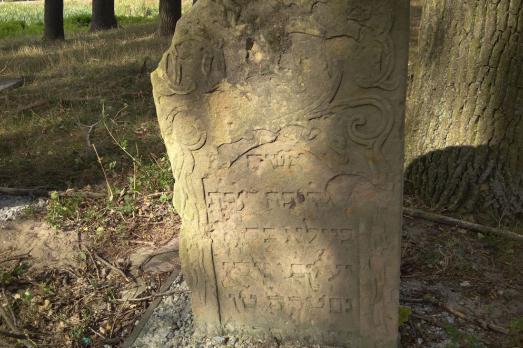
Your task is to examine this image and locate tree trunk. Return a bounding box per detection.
[406,0,523,225]
[90,0,118,32]
[158,0,181,37]
[44,0,64,41]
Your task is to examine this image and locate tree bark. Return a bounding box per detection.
[159,0,181,37]
[406,0,523,224]
[44,0,64,41]
[90,0,118,32]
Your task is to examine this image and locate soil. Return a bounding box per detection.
[126,213,522,348]
[0,218,79,269]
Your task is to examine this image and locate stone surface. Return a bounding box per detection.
[152,0,409,346]
[0,78,23,92]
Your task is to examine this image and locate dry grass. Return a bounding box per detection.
[0,21,185,347]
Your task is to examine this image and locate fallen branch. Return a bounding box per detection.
[438,302,509,335]
[411,313,443,328]
[0,187,105,199]
[0,329,29,340]
[120,271,181,348]
[412,294,510,335]
[115,288,189,303]
[93,252,131,283]
[403,207,523,242]
[0,252,31,265]
[15,100,48,114]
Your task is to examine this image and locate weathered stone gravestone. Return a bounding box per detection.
[152,0,409,346]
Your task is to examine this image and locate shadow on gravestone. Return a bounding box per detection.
[152,0,409,347]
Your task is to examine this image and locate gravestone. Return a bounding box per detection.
[152,0,409,346]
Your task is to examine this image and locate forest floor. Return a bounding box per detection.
[0,2,522,348]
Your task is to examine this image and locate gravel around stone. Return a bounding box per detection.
[0,194,44,224]
[132,276,194,348]
[132,276,320,348]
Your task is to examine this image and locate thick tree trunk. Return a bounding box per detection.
[158,0,181,37]
[406,0,523,224]
[90,0,118,32]
[44,0,64,41]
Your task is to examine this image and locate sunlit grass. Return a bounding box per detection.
[0,0,159,39]
[0,0,158,23]
[0,21,173,188]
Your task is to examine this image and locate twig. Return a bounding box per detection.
[101,104,140,165]
[401,297,425,303]
[15,100,48,114]
[77,120,99,150]
[411,313,444,328]
[84,248,101,280]
[144,192,172,199]
[60,189,105,199]
[120,271,181,348]
[0,329,29,340]
[403,207,523,242]
[0,293,18,333]
[60,96,99,103]
[0,63,8,75]
[115,288,189,302]
[92,253,131,283]
[438,302,509,335]
[419,294,510,335]
[91,144,114,202]
[88,327,107,340]
[0,252,31,265]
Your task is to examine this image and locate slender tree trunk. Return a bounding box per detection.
[406,0,523,224]
[44,0,64,41]
[159,0,181,37]
[90,0,118,32]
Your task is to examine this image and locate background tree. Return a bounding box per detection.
[406,0,523,224]
[90,0,117,32]
[158,0,181,37]
[44,0,64,41]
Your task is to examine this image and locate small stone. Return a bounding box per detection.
[213,336,227,345]
[460,281,471,287]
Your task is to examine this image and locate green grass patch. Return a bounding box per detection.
[0,15,157,39]
[0,0,159,39]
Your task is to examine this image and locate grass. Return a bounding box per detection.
[0,0,159,39]
[0,21,171,189]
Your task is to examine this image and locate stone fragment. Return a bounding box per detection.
[0,78,23,92]
[152,0,409,346]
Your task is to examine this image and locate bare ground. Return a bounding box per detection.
[0,2,521,347]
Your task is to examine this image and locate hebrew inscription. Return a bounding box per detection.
[152,0,409,346]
